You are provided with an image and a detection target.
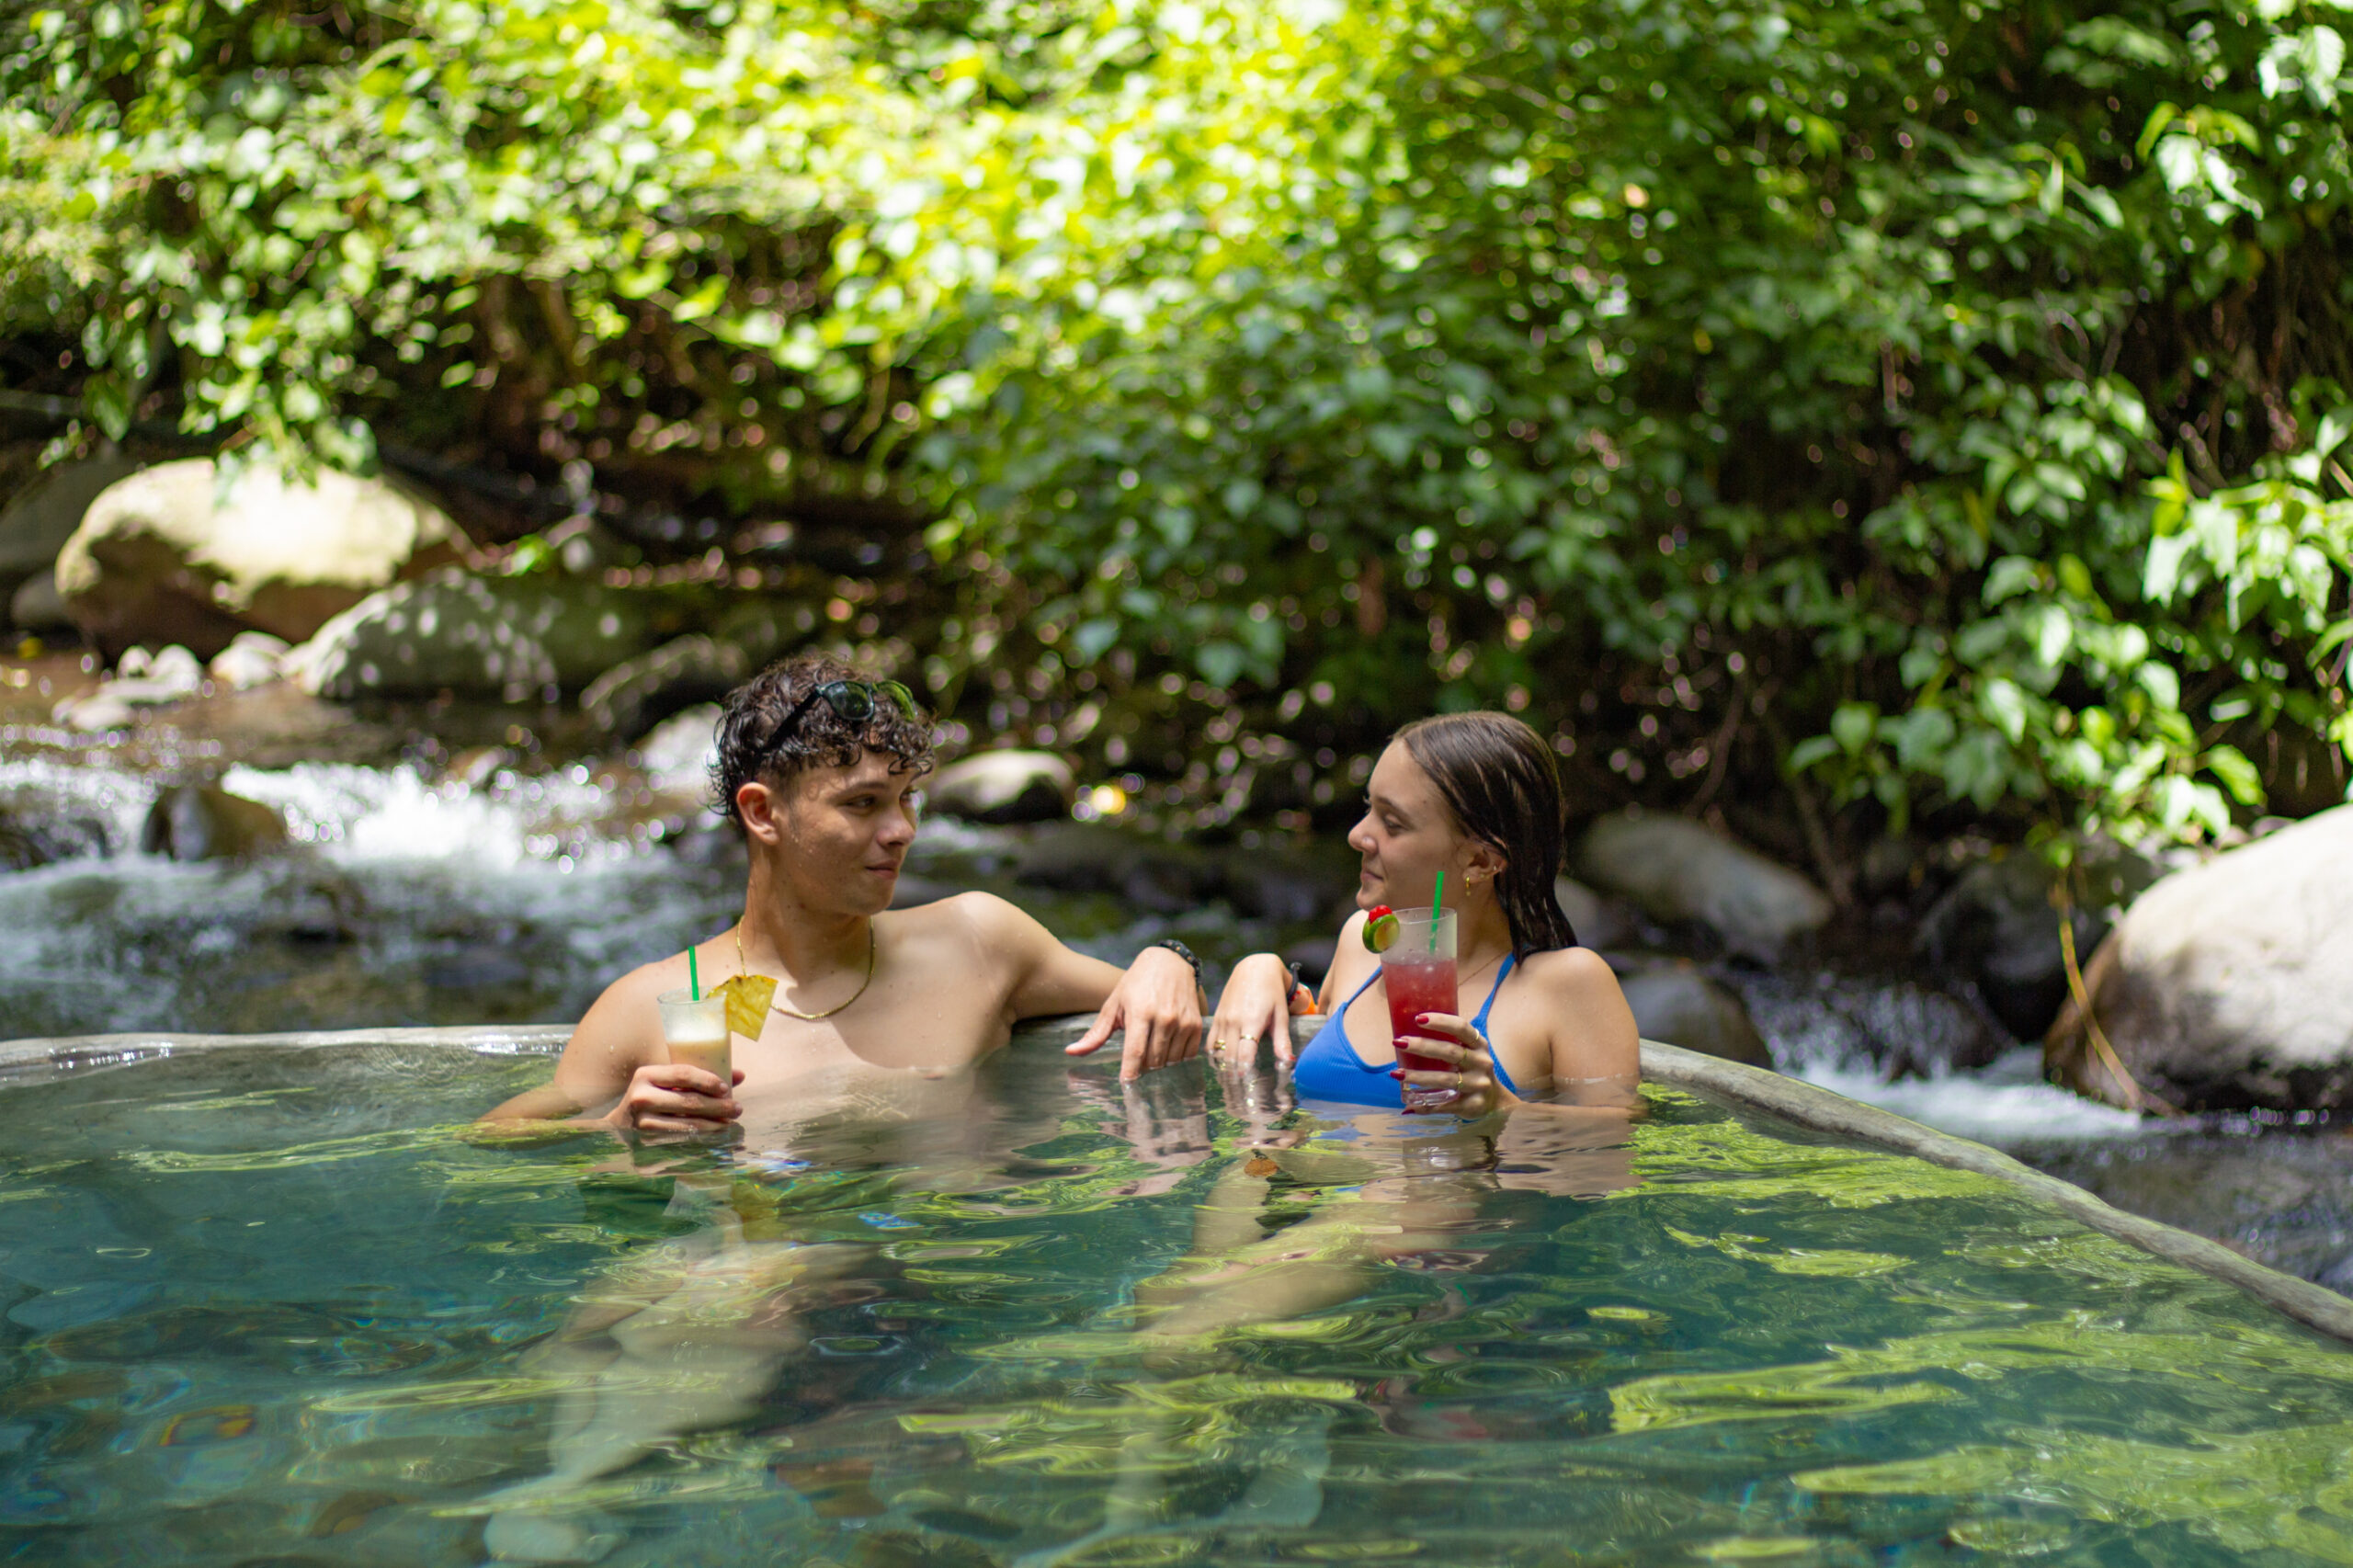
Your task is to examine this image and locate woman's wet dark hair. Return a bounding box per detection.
[709,653,936,830]
[1394,711,1579,958]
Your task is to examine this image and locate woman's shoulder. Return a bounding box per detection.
[1514,944,1622,996]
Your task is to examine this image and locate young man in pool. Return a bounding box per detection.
[472,654,1204,1561]
[482,652,1205,1141]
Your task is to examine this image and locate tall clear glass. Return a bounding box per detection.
[656,987,732,1083]
[1381,907,1459,1112]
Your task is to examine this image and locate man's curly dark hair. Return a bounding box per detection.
[709,653,937,830]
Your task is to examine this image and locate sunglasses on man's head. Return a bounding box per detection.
[770,678,919,750]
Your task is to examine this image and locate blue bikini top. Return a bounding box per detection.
[1290,955,1519,1108]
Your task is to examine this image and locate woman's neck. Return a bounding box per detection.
[1449,892,1516,974]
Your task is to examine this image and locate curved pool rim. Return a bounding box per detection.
[4,1017,2347,1348]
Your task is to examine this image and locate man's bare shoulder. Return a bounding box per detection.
[595,951,693,1012]
[573,952,693,1056]
[888,891,1050,952]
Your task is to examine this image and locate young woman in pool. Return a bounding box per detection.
[1208,710,1640,1114]
[1103,712,1640,1349]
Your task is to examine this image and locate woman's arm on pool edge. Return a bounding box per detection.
[1208,911,1367,1064]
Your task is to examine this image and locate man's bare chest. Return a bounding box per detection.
[734,973,1014,1079]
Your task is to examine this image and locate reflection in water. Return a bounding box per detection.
[2,1044,2353,1566]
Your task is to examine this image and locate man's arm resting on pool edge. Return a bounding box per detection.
[476,961,742,1133]
[974,894,1204,1079]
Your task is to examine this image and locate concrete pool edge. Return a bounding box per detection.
[3,1020,2347,1347]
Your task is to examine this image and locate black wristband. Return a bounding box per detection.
[1149,938,1201,981]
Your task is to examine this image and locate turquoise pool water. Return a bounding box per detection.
[2,1040,2350,1566]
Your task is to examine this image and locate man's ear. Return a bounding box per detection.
[737,780,784,845]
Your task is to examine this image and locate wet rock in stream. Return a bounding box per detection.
[140,784,290,862]
[290,566,659,701]
[1917,845,2154,1041]
[1617,962,1771,1066]
[580,633,751,738]
[927,748,1074,824]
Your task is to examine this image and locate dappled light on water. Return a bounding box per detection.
[0,1047,2348,1564]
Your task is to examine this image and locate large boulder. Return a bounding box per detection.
[1918,846,2154,1040]
[289,568,656,700]
[581,634,750,738]
[0,453,141,594]
[54,459,462,658]
[1574,807,1833,960]
[1619,963,1772,1067]
[929,750,1075,824]
[2047,806,2353,1112]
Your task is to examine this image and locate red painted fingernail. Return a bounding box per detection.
[1388,1069,1404,1079]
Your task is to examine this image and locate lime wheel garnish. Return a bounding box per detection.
[1362,905,1400,952]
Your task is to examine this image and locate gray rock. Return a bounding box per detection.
[0,454,140,588]
[289,568,656,700]
[142,644,204,698]
[0,803,108,870]
[52,691,136,732]
[7,567,73,631]
[1618,964,1772,1067]
[1012,823,1217,915]
[929,750,1075,824]
[207,631,290,692]
[1574,807,1833,960]
[581,634,750,737]
[53,642,210,724]
[55,458,463,658]
[1920,846,2154,1041]
[1555,875,1633,950]
[84,677,187,709]
[2049,805,2353,1112]
[1215,839,1360,924]
[635,703,722,798]
[139,784,289,861]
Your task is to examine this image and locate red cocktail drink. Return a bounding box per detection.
[1381,908,1459,1112]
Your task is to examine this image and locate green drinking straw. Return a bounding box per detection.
[1431,869,1445,952]
[688,945,700,1001]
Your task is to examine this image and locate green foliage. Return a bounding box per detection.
[6,0,2353,850]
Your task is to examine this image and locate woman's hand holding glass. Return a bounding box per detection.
[1389,1012,1509,1119]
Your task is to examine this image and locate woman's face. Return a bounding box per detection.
[1347,743,1474,913]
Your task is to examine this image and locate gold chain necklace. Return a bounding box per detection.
[736,922,878,1021]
